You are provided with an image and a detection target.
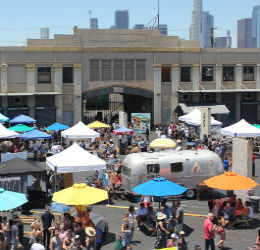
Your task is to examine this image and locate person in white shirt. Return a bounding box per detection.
[136,203,148,230]
[245,201,254,219]
[30,236,45,250]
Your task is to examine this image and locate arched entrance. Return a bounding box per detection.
[82,86,154,124]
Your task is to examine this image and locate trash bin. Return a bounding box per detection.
[249,196,260,213]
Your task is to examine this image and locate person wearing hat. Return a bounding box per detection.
[154,213,170,249]
[178,231,188,250]
[85,227,96,250]
[167,233,178,248]
[194,243,202,250]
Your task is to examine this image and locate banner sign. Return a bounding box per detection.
[131,113,151,134]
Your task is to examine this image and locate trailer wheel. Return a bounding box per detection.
[185,189,196,199]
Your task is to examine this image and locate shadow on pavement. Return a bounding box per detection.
[183,223,194,237]
[103,231,116,245]
[227,218,260,230]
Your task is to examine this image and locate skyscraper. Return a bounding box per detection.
[252,5,260,48]
[237,18,253,48]
[159,24,168,35]
[201,11,214,47]
[90,18,98,29]
[133,24,145,30]
[115,10,129,29]
[189,0,214,47]
[40,28,49,39]
[190,0,203,41]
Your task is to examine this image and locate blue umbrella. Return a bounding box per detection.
[132,177,187,196]
[50,202,71,213]
[21,129,52,140]
[45,123,69,131]
[113,126,133,135]
[0,188,28,211]
[10,114,36,124]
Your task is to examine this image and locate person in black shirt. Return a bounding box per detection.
[40,205,55,250]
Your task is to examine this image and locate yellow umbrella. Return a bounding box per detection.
[150,138,176,148]
[87,121,110,128]
[52,183,108,205]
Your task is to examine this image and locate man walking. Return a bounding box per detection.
[40,205,55,250]
[11,219,19,250]
[204,213,217,250]
[175,201,184,234]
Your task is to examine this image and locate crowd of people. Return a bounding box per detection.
[0,119,259,250]
[121,198,186,249]
[29,205,104,250]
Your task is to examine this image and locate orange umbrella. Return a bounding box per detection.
[204,171,259,190]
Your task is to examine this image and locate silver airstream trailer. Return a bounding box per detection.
[121,150,223,198]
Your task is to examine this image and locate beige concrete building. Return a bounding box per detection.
[0,28,260,126]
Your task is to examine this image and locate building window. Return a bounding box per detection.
[12,97,22,105]
[136,60,145,81]
[101,60,112,80]
[113,60,123,80]
[90,60,100,81]
[182,94,190,101]
[37,67,51,83]
[63,67,73,83]
[180,67,191,82]
[125,60,135,80]
[204,94,211,102]
[202,66,213,81]
[223,66,234,81]
[243,66,254,81]
[161,66,171,82]
[170,162,183,172]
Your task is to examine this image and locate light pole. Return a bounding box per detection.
[157,0,160,30]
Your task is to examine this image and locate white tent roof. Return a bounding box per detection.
[220,119,260,137]
[46,143,106,173]
[0,124,20,139]
[185,116,222,126]
[179,108,201,121]
[61,121,100,139]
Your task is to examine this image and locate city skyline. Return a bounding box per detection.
[0,0,259,46]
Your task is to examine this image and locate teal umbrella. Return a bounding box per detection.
[0,188,28,211]
[253,124,260,129]
[8,124,34,132]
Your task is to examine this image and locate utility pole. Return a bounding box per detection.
[210,27,217,48]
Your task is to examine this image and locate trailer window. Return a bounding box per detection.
[121,165,131,176]
[170,162,183,172]
[147,164,160,175]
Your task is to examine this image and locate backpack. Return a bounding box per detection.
[114,238,124,250]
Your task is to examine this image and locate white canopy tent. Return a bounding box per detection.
[61,121,100,139]
[178,108,201,122]
[185,116,222,127]
[46,143,106,173]
[0,124,20,139]
[220,119,260,137]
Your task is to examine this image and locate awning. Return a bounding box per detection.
[179,103,230,115]
[178,89,260,93]
[0,92,61,96]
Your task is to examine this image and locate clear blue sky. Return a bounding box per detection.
[0,0,259,46]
